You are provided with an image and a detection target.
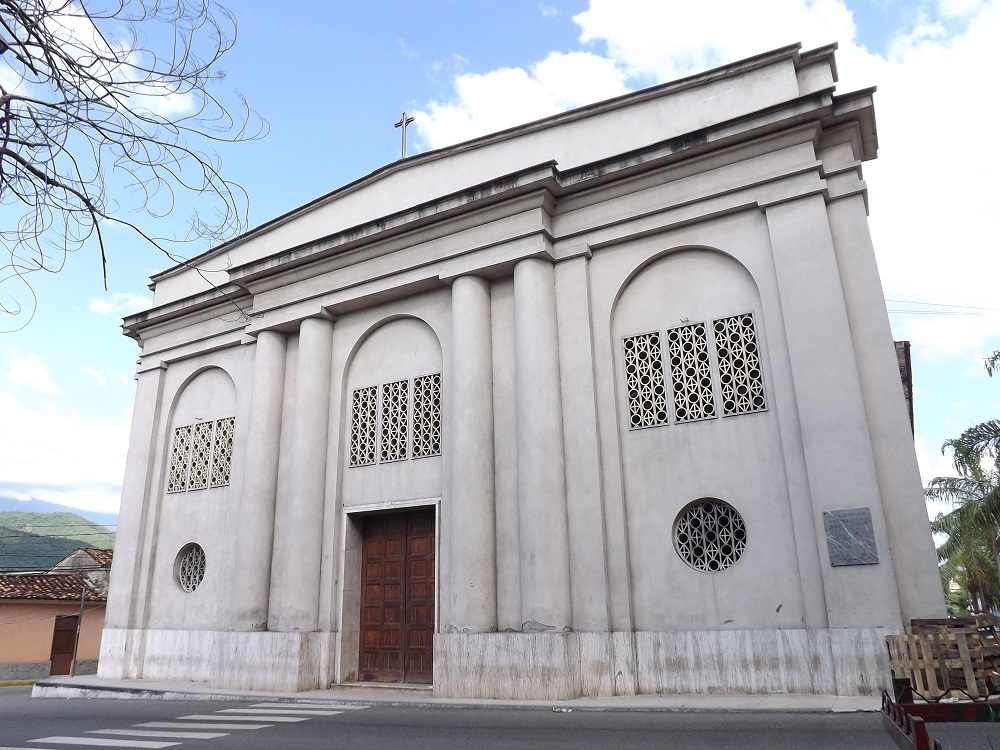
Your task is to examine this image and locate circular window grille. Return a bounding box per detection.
[673,499,747,572]
[176,543,206,592]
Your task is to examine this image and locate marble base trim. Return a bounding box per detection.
[100,626,899,697]
[99,628,333,692]
[434,628,899,699]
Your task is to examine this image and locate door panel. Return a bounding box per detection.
[50,615,78,676]
[360,509,435,683]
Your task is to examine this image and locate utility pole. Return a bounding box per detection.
[69,577,85,677]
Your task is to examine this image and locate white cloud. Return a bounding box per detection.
[6,353,62,395]
[415,0,1000,365]
[573,0,858,82]
[397,38,419,60]
[915,433,960,487]
[0,390,130,515]
[80,366,108,388]
[865,0,1000,359]
[539,2,559,17]
[88,292,152,318]
[415,51,629,149]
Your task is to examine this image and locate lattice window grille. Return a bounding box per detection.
[413,373,442,458]
[666,323,716,422]
[177,544,207,593]
[187,421,214,490]
[350,386,378,466]
[210,417,236,487]
[167,425,193,493]
[380,379,409,463]
[623,332,669,429]
[674,499,747,573]
[714,313,766,417]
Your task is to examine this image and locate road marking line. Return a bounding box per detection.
[218,708,341,716]
[249,702,370,710]
[88,730,228,739]
[176,714,307,723]
[28,739,180,748]
[133,722,269,730]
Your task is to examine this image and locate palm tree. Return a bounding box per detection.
[932,507,1000,613]
[926,420,1000,613]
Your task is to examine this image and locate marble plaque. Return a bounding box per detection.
[823,507,879,566]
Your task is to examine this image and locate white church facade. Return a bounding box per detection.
[101,43,945,699]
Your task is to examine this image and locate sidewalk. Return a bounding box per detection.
[30,675,882,714]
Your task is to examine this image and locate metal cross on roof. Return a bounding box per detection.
[395,111,415,159]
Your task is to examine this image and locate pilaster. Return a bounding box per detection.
[447,275,498,632]
[268,315,335,631]
[513,257,572,630]
[230,330,288,630]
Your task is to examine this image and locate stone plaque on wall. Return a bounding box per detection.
[823,507,879,566]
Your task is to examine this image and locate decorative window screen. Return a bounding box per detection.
[380,379,409,462]
[350,386,378,466]
[623,333,669,429]
[210,417,236,487]
[666,323,716,422]
[713,313,766,416]
[177,544,207,592]
[674,499,747,573]
[167,418,236,493]
[188,421,214,490]
[167,425,193,493]
[413,373,442,457]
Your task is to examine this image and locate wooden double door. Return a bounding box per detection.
[359,508,435,683]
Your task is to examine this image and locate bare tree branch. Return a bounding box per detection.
[0,0,266,330]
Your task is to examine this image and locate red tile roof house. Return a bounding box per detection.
[0,551,111,682]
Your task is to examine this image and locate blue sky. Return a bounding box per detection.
[1,0,998,518]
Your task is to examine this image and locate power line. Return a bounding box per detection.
[886,299,1000,313]
[885,299,1000,317]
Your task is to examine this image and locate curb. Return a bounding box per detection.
[31,680,881,714]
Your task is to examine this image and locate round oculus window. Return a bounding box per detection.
[176,543,207,592]
[673,499,746,572]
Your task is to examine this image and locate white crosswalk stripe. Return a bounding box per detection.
[176,714,307,722]
[217,708,342,716]
[27,739,179,748]
[133,722,269,730]
[249,703,370,710]
[9,699,368,750]
[87,730,228,739]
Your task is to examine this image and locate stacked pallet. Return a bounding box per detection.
[886,616,1000,700]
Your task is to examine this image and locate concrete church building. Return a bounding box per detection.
[101,42,945,699]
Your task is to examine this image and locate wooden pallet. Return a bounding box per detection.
[886,616,1000,700]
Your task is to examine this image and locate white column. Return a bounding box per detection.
[448,275,497,632]
[513,257,572,630]
[103,362,166,633]
[269,316,335,632]
[230,330,287,630]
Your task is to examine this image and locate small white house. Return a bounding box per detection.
[101,43,944,699]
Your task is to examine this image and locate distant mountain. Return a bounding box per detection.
[0,496,118,529]
[0,511,115,573]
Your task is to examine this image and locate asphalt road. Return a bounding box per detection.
[2,685,999,749]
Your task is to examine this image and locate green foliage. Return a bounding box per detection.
[927,420,1000,612]
[0,511,114,573]
[945,587,971,618]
